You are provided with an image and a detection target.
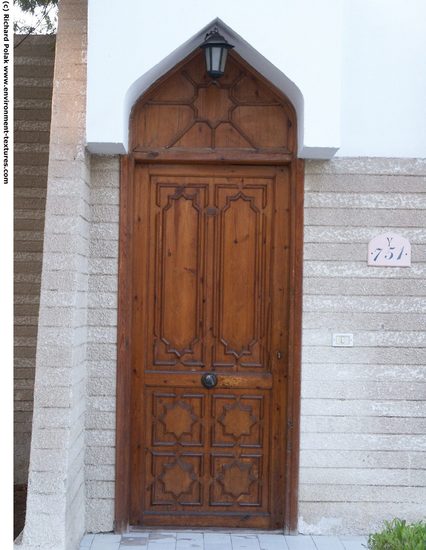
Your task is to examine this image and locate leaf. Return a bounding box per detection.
[368,519,426,550]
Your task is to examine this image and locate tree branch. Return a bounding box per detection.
[14,2,56,49]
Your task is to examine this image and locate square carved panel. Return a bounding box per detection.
[151,392,204,447]
[211,394,264,448]
[148,452,203,507]
[210,454,263,507]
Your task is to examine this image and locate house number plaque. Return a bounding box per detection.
[368,233,411,267]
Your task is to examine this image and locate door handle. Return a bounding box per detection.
[201,372,218,389]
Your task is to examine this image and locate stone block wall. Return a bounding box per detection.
[16,1,90,549]
[84,156,426,535]
[14,34,55,487]
[86,156,120,533]
[299,158,426,534]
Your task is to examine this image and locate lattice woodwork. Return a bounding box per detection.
[131,51,296,154]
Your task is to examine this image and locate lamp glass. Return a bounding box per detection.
[211,46,222,73]
[219,48,228,73]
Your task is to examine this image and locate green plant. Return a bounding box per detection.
[368,518,426,550]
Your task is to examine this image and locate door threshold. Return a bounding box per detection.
[128,526,285,534]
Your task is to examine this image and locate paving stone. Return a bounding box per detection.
[91,541,121,550]
[203,545,233,550]
[120,541,148,549]
[203,533,233,550]
[147,544,177,550]
[257,533,289,550]
[176,532,204,550]
[149,532,177,539]
[204,533,232,543]
[92,534,122,543]
[312,536,344,550]
[339,536,368,550]
[121,536,149,543]
[147,534,177,550]
[79,532,370,550]
[80,533,95,547]
[177,533,204,541]
[285,536,316,550]
[231,534,261,550]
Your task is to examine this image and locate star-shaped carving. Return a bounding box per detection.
[159,401,197,439]
[218,402,257,439]
[159,459,196,499]
[193,85,234,128]
[218,460,256,499]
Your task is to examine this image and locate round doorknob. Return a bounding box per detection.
[201,372,218,389]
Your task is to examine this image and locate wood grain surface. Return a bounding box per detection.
[116,49,303,532]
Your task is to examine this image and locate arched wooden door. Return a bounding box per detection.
[116,50,303,531]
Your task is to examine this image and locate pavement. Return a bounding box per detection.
[80,531,369,550]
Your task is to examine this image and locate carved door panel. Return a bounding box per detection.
[130,163,290,528]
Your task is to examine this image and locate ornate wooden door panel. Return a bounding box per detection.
[117,49,302,532]
[130,164,291,528]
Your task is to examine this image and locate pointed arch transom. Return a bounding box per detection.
[130,50,297,156]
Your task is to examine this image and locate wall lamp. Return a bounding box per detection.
[200,27,234,79]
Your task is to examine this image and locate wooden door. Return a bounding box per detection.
[129,163,291,528]
[117,49,302,532]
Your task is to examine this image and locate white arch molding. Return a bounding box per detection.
[86,14,341,158]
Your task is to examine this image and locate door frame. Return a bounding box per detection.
[115,154,304,533]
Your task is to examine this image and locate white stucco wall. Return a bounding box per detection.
[87,0,343,158]
[338,1,426,157]
[86,0,426,159]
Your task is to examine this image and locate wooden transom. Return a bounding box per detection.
[130,51,297,155]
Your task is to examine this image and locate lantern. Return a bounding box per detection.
[200,27,234,79]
